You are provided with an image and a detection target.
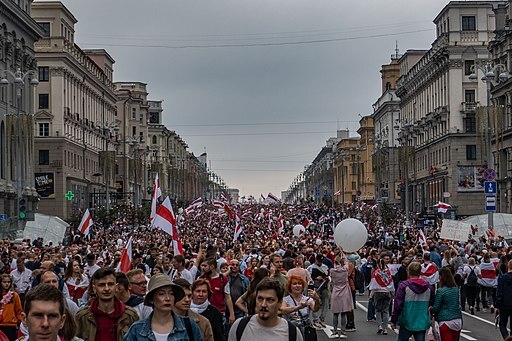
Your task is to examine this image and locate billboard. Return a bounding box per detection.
[457,166,484,192]
[35,172,55,198]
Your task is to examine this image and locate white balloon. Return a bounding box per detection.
[293,224,305,237]
[334,218,368,252]
[286,221,290,226]
[178,208,184,214]
[316,238,323,246]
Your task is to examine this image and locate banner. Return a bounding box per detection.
[457,166,484,192]
[440,219,471,241]
[34,172,55,198]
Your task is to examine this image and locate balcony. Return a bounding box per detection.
[462,102,477,112]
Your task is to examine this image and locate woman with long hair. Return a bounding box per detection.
[258,255,271,269]
[64,259,89,304]
[235,267,270,315]
[243,257,259,281]
[430,266,463,341]
[441,250,453,268]
[0,274,22,340]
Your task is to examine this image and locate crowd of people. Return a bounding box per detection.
[0,201,508,340]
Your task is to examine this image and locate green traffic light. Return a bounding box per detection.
[19,212,26,219]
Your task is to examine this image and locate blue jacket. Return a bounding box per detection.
[228,273,250,292]
[123,312,203,341]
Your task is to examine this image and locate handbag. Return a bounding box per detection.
[427,318,440,341]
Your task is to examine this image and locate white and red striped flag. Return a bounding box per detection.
[149,173,162,224]
[220,192,228,202]
[334,190,341,196]
[152,196,176,236]
[277,214,284,235]
[185,197,202,214]
[420,262,439,285]
[267,193,279,202]
[437,201,451,213]
[213,199,234,219]
[479,261,497,287]
[172,224,184,256]
[418,229,427,246]
[116,236,133,273]
[233,212,242,242]
[78,209,93,236]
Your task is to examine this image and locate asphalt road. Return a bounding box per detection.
[314,297,505,340]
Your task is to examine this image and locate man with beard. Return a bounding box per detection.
[227,278,302,341]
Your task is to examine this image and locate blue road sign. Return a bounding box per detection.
[484,181,497,195]
[0,214,7,221]
[485,196,496,211]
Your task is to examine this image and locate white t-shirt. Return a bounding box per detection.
[463,265,481,285]
[153,331,169,341]
[227,315,303,341]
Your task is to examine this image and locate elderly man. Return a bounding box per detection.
[11,255,32,304]
[126,268,152,319]
[41,271,79,316]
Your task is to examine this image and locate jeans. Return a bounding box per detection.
[313,289,330,322]
[499,308,512,339]
[397,327,426,341]
[466,285,479,308]
[367,297,376,320]
[481,286,495,307]
[374,292,391,330]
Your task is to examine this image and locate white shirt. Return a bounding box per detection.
[11,267,32,294]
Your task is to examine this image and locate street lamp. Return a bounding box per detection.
[127,135,146,207]
[469,61,510,229]
[0,68,38,231]
[96,121,118,212]
[375,135,383,226]
[395,120,413,228]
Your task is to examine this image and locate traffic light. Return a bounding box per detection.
[18,198,26,219]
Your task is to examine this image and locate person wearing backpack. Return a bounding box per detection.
[462,257,481,315]
[227,278,302,341]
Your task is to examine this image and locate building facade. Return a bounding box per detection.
[396,1,499,217]
[0,0,43,234]
[32,2,117,219]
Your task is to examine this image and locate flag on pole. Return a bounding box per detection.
[233,212,242,242]
[418,229,427,246]
[116,237,133,273]
[149,173,162,224]
[152,196,176,236]
[172,224,184,256]
[277,214,284,235]
[437,201,451,213]
[220,192,228,202]
[302,217,310,228]
[267,193,279,202]
[213,200,234,219]
[260,194,265,200]
[78,209,93,236]
[185,197,202,214]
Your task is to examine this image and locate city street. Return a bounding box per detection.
[315,298,504,341]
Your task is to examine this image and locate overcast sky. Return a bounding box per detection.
[51,0,451,198]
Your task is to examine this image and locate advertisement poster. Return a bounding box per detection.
[457,166,484,192]
[35,172,55,198]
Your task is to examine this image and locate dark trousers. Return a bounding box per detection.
[499,308,512,339]
[466,285,480,308]
[346,290,356,328]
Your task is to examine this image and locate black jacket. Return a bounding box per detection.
[496,272,512,310]
[201,304,225,341]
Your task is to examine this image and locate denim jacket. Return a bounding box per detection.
[123,312,203,341]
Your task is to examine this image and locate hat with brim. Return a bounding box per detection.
[144,274,184,306]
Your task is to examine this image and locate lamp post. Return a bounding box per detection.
[375,136,383,226]
[395,120,413,228]
[469,62,510,229]
[0,68,38,231]
[127,135,146,207]
[96,121,117,212]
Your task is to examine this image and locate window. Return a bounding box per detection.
[152,135,157,145]
[466,145,477,160]
[38,150,49,165]
[132,108,136,120]
[462,16,476,31]
[149,111,159,124]
[132,126,136,137]
[38,67,49,82]
[464,114,476,133]
[39,123,49,137]
[464,89,476,103]
[464,60,474,75]
[38,22,50,37]
[38,94,49,109]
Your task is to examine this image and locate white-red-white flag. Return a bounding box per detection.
[437,201,451,213]
[277,214,284,235]
[116,237,133,273]
[185,197,202,214]
[267,193,279,202]
[149,173,162,224]
[172,224,184,256]
[418,229,427,246]
[78,209,93,236]
[152,196,176,236]
[220,192,228,202]
[233,212,242,243]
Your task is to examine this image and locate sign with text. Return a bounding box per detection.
[35,172,55,198]
[440,219,471,241]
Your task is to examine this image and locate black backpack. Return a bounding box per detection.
[466,267,479,287]
[236,315,297,341]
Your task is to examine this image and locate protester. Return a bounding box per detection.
[429,266,462,341]
[227,278,302,341]
[191,278,225,341]
[496,259,512,339]
[0,274,22,339]
[391,262,434,341]
[329,255,353,339]
[369,253,394,335]
[123,274,202,340]
[463,257,482,315]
